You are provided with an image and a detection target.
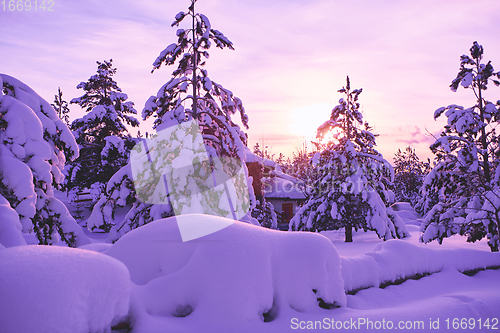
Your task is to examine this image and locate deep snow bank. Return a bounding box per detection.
[391,202,422,225]
[0,194,27,247]
[0,245,130,333]
[341,239,500,292]
[103,214,346,329]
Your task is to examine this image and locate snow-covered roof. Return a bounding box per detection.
[243,148,306,200]
[264,174,306,200]
[244,147,280,170]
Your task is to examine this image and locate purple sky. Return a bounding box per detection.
[2,0,500,162]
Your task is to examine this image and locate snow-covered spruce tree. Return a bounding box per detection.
[252,201,277,229]
[290,77,408,242]
[420,42,500,252]
[0,74,90,247]
[65,59,139,208]
[283,141,320,198]
[51,87,70,126]
[88,0,255,240]
[393,146,430,207]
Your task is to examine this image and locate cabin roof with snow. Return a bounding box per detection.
[244,148,306,201]
[264,174,306,200]
[244,148,280,170]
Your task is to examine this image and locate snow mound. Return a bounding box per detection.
[0,245,130,333]
[0,194,26,248]
[103,214,346,329]
[341,239,500,292]
[79,242,113,253]
[391,202,422,225]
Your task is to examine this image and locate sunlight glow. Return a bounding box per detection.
[317,126,342,147]
[289,102,333,143]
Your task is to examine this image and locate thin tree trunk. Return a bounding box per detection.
[191,1,198,119]
[492,211,500,252]
[477,66,490,183]
[345,223,353,242]
[345,77,353,244]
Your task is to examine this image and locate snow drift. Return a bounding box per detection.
[390,201,422,225]
[341,238,500,293]
[0,245,130,333]
[0,194,27,247]
[1,212,500,332]
[103,214,346,330]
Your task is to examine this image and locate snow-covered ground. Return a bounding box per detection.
[1,203,499,333]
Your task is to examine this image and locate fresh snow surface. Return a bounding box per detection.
[0,194,27,247]
[109,212,497,332]
[390,201,422,225]
[0,245,130,333]
[244,147,280,170]
[3,204,500,332]
[103,215,346,331]
[264,175,306,200]
[339,238,500,293]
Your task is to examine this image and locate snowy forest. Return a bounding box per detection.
[1,1,500,332]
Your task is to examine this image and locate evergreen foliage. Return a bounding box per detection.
[0,74,90,247]
[248,145,278,229]
[51,87,70,126]
[393,146,430,207]
[290,77,408,242]
[420,42,500,252]
[89,0,254,240]
[65,59,139,203]
[281,142,319,198]
[142,0,249,158]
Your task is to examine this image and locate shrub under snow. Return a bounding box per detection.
[103,214,346,330]
[0,194,26,248]
[2,212,500,332]
[341,238,500,293]
[0,245,130,333]
[0,73,90,247]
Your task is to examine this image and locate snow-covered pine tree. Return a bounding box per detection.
[252,200,277,229]
[290,77,408,242]
[51,87,70,126]
[393,146,430,207]
[144,0,249,153]
[282,141,319,198]
[88,0,254,241]
[65,59,139,210]
[419,42,500,252]
[0,74,90,247]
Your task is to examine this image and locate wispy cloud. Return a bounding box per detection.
[395,126,435,146]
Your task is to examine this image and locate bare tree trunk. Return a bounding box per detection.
[492,211,500,252]
[477,65,490,183]
[191,0,198,119]
[345,223,353,242]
